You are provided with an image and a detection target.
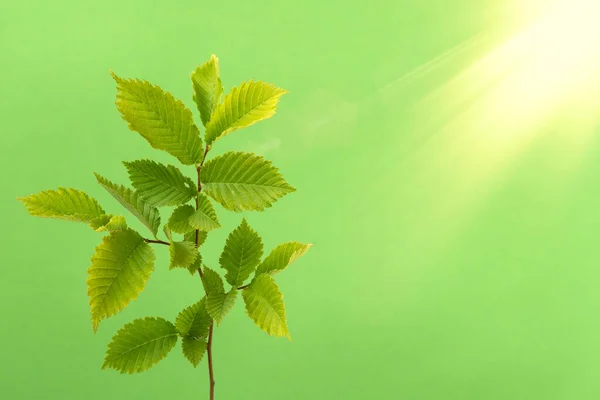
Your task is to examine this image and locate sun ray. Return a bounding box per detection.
[377,0,600,263]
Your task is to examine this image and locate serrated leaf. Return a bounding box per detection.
[176,299,212,339]
[87,229,155,332]
[219,219,263,286]
[185,230,208,247]
[187,252,202,275]
[205,289,237,325]
[205,80,287,146]
[163,224,172,241]
[90,215,128,232]
[95,174,161,236]
[202,267,224,295]
[167,205,195,234]
[242,274,289,338]
[124,159,196,207]
[112,73,203,165]
[182,337,207,367]
[188,195,220,231]
[169,240,198,270]
[18,188,105,225]
[102,317,178,374]
[256,242,312,276]
[202,152,295,212]
[192,54,223,127]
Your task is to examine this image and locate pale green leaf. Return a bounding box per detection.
[219,218,263,286]
[202,267,224,295]
[256,242,312,276]
[202,152,295,212]
[167,205,195,234]
[205,80,287,146]
[191,54,223,127]
[90,215,128,232]
[242,274,289,338]
[169,241,198,270]
[176,298,212,338]
[124,159,196,206]
[102,317,178,374]
[112,72,203,165]
[205,289,237,325]
[18,188,105,225]
[182,337,207,367]
[87,229,155,332]
[188,195,220,231]
[185,230,207,247]
[95,174,161,236]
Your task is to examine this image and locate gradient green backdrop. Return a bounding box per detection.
[3,0,600,399]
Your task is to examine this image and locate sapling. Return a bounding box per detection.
[18,55,311,400]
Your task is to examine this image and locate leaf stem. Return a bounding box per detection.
[196,144,215,400]
[144,238,169,246]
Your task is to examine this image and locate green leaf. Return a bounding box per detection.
[176,299,212,339]
[124,159,196,206]
[95,174,161,236]
[167,205,195,234]
[112,72,203,165]
[163,224,173,241]
[256,242,312,276]
[185,230,208,247]
[202,267,224,295]
[182,337,207,367]
[205,289,238,325]
[87,229,155,332]
[242,274,289,338]
[169,240,198,270]
[187,252,202,275]
[90,215,128,232]
[191,54,223,127]
[102,317,178,374]
[205,80,287,146]
[18,188,105,225]
[202,152,295,212]
[219,218,263,286]
[188,195,220,231]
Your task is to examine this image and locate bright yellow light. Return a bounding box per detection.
[421,0,600,147]
[388,0,600,250]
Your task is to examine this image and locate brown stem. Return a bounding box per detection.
[144,238,169,246]
[207,322,215,399]
[237,284,249,290]
[195,144,215,399]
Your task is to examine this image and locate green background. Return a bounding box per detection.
[3,0,600,398]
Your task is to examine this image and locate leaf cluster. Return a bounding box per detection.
[18,55,311,374]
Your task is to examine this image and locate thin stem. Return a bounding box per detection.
[197,145,210,192]
[144,238,169,246]
[207,323,215,399]
[237,284,249,290]
[195,144,215,399]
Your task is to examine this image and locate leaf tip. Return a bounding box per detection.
[109,70,120,81]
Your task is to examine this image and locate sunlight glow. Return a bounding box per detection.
[389,0,600,253]
[428,0,600,146]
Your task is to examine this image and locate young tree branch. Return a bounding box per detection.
[196,144,215,400]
